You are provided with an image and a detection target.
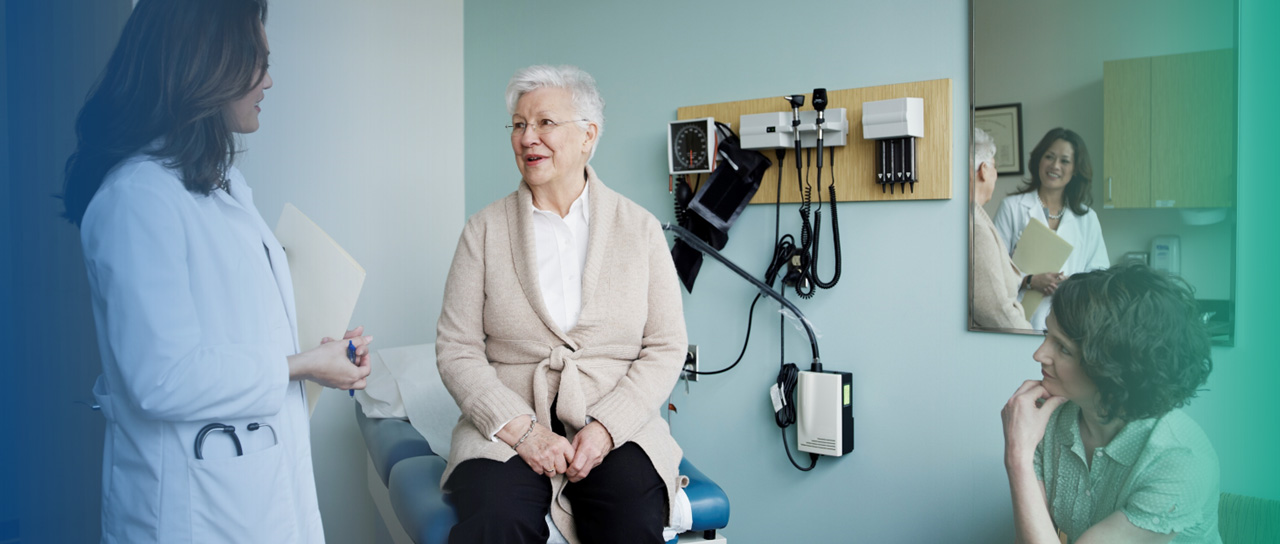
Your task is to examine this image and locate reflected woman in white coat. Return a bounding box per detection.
[994,128,1110,330]
[62,1,371,542]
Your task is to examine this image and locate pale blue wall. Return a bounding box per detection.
[464,0,1279,541]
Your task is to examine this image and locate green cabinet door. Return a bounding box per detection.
[1103,57,1152,209]
[1151,49,1236,209]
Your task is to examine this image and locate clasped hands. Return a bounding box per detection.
[500,415,613,482]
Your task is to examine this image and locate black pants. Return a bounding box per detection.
[445,440,667,544]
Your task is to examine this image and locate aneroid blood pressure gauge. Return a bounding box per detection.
[668,117,716,175]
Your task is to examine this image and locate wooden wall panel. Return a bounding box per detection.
[676,78,952,204]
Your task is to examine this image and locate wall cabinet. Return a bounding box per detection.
[1103,49,1235,209]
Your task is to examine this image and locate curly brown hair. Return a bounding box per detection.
[1051,264,1212,422]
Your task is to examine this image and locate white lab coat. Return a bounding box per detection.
[993,191,1110,330]
[81,153,324,544]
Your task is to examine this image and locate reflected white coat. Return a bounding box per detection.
[993,191,1110,330]
[81,154,323,543]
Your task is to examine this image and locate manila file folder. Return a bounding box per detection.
[1011,218,1073,321]
[274,203,366,416]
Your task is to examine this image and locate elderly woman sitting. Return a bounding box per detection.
[435,65,687,544]
[1002,264,1219,544]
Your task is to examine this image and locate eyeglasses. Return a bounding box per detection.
[507,118,589,137]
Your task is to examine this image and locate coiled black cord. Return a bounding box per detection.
[769,149,796,288]
[775,349,817,471]
[791,149,817,299]
[797,148,813,252]
[774,363,799,427]
[774,149,785,246]
[811,153,842,289]
[798,186,813,251]
[767,235,797,286]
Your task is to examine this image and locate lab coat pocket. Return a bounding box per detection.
[92,377,121,537]
[187,441,298,543]
[93,376,115,422]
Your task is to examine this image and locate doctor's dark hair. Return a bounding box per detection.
[62,0,270,226]
[1050,264,1212,423]
[1011,127,1094,216]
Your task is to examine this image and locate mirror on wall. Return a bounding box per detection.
[968,0,1237,344]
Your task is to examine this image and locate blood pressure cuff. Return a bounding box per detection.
[672,122,772,292]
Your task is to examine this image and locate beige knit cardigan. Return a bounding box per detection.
[435,167,688,543]
[971,204,1031,329]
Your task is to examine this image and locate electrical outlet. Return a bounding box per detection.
[681,345,699,382]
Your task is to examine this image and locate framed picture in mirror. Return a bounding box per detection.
[974,103,1023,176]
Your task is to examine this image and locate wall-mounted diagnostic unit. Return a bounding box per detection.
[668,117,717,175]
[675,79,952,203]
[738,108,849,151]
[862,97,924,194]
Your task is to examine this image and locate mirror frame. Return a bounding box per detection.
[966,0,1038,337]
[965,0,1240,344]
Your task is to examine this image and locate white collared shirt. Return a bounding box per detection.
[531,182,591,332]
[489,183,591,441]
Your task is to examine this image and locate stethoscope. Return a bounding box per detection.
[194,422,277,460]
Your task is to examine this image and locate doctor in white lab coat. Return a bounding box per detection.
[994,128,1110,331]
[64,1,372,542]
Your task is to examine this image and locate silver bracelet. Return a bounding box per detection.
[511,416,536,451]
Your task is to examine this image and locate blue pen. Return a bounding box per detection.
[347,340,358,397]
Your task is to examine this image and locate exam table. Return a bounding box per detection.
[357,403,730,544]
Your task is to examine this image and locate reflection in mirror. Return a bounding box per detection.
[969,0,1237,344]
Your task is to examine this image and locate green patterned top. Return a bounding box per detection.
[1035,402,1221,543]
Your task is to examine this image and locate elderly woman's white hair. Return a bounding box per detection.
[973,127,997,172]
[506,65,605,159]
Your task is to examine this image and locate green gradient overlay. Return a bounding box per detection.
[1222,0,1280,500]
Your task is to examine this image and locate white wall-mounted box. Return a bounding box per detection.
[862,97,924,140]
[739,108,848,150]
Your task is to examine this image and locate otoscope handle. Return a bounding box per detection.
[812,89,827,168]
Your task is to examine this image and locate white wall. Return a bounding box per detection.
[236,0,464,541]
[974,0,1236,300]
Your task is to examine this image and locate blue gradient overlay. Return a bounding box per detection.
[3,1,1277,543]
[4,2,133,543]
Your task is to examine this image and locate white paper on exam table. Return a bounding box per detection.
[363,343,461,456]
[275,203,366,416]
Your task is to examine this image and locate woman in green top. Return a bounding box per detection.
[1002,264,1219,544]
